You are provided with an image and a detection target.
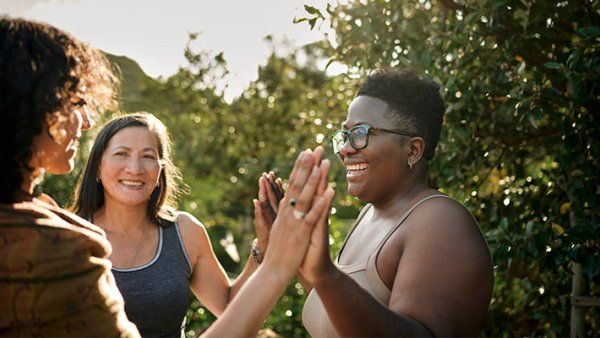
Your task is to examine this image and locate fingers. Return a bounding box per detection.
[275,177,284,197]
[317,187,335,241]
[316,159,330,196]
[301,194,327,231]
[311,146,325,166]
[293,165,321,214]
[253,199,264,227]
[260,200,276,227]
[264,172,282,211]
[269,172,284,200]
[258,175,268,204]
[287,151,315,197]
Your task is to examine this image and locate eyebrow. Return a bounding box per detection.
[111,146,158,153]
[342,121,370,129]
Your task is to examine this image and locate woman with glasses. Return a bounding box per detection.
[285,69,493,336]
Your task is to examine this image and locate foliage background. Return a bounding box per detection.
[41,0,599,336]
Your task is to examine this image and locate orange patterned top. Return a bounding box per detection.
[0,200,140,337]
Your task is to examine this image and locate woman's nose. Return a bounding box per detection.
[124,157,144,173]
[339,138,357,157]
[80,106,93,130]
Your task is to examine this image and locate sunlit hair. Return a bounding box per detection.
[356,69,445,160]
[71,113,182,226]
[0,16,118,203]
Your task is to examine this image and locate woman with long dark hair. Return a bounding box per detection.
[71,113,281,337]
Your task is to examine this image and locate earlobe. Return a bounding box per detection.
[407,137,425,169]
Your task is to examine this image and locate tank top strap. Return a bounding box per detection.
[335,203,373,264]
[375,194,450,252]
[364,194,452,299]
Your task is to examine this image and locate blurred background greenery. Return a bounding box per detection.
[41,0,598,336]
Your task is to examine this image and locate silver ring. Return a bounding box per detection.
[289,198,297,207]
[292,208,306,220]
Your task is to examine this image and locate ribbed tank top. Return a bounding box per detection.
[112,223,192,338]
[302,195,450,337]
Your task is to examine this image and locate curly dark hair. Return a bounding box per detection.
[356,69,445,160]
[0,16,118,203]
[71,113,182,226]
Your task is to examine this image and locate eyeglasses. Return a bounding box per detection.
[331,124,417,154]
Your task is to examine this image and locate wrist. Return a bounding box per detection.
[256,237,268,250]
[312,262,341,289]
[255,263,292,291]
[251,238,266,264]
[260,257,295,285]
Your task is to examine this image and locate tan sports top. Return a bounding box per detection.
[302,195,449,337]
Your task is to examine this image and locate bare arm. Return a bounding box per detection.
[224,171,286,303]
[202,148,334,337]
[180,173,281,315]
[178,212,232,317]
[300,198,493,336]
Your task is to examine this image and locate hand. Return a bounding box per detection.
[253,172,284,249]
[298,157,337,286]
[263,171,284,214]
[261,149,333,280]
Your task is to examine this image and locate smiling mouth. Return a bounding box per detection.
[119,180,144,187]
[346,163,369,175]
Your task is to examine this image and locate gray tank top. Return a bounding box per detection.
[112,222,192,338]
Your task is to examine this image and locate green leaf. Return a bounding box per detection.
[543,62,562,70]
[304,5,323,17]
[292,17,308,24]
[421,50,432,68]
[577,26,600,38]
[517,61,526,74]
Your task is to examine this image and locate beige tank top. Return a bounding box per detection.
[301,195,449,337]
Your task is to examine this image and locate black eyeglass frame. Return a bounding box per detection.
[331,124,418,154]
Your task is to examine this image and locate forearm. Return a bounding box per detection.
[201,265,290,338]
[315,268,433,337]
[228,254,260,301]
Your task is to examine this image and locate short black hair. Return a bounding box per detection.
[356,69,445,160]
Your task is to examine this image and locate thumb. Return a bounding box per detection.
[253,199,264,227]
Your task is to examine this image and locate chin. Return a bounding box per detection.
[347,184,365,200]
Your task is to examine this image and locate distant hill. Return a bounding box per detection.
[105,53,162,112]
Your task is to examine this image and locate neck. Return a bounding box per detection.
[16,168,45,202]
[370,171,430,220]
[94,198,152,234]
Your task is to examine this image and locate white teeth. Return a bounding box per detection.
[120,180,144,187]
[346,163,369,171]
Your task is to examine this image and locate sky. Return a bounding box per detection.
[0,0,337,101]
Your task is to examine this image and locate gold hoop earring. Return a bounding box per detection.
[408,160,414,170]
